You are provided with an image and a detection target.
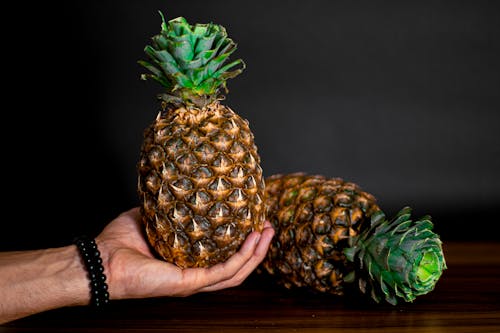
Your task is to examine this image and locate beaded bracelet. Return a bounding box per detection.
[74,236,110,307]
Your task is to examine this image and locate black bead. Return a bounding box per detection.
[74,236,109,307]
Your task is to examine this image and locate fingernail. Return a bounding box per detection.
[255,233,261,245]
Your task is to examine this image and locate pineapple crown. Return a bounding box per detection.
[139,11,245,108]
[344,207,447,305]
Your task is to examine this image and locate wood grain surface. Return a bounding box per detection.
[2,241,499,332]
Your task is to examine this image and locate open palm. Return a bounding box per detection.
[95,207,274,300]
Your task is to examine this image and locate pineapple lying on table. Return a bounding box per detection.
[261,173,446,305]
[137,12,265,268]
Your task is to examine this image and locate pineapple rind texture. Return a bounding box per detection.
[261,173,381,295]
[138,102,265,268]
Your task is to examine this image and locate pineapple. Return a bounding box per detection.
[261,173,446,305]
[137,12,265,268]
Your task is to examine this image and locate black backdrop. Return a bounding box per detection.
[2,0,499,250]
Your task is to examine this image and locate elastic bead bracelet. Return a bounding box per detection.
[74,236,110,307]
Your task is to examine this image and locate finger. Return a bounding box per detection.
[178,222,275,295]
[183,231,261,294]
[199,224,275,292]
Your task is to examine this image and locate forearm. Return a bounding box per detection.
[0,245,90,323]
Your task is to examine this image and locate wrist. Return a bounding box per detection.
[60,245,94,307]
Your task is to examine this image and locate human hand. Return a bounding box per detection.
[95,207,275,299]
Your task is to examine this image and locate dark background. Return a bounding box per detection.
[2,0,499,250]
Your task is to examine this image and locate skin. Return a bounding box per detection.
[0,207,275,324]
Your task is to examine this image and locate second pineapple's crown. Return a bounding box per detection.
[139,11,245,108]
[344,207,447,305]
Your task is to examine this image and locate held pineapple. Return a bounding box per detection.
[137,12,265,268]
[262,173,446,305]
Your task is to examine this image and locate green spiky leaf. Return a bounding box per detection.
[139,10,245,108]
[344,207,447,305]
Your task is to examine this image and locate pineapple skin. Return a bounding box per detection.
[261,173,380,295]
[138,101,265,268]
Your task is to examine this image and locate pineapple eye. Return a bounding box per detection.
[243,152,257,169]
[314,236,335,257]
[222,118,240,136]
[158,183,175,204]
[145,171,162,192]
[331,207,349,227]
[229,142,246,156]
[280,189,298,206]
[190,215,211,232]
[192,166,213,179]
[208,177,231,192]
[298,187,317,202]
[208,202,230,218]
[161,161,179,179]
[147,145,165,169]
[314,260,335,279]
[313,196,333,213]
[185,217,209,241]
[236,207,252,220]
[172,202,192,218]
[301,245,318,263]
[214,223,236,240]
[165,138,187,156]
[296,224,314,247]
[254,193,262,205]
[331,227,349,244]
[171,177,194,192]
[238,128,253,145]
[193,190,211,204]
[283,176,303,188]
[296,203,314,223]
[312,214,332,235]
[349,207,363,225]
[183,130,201,146]
[176,153,198,172]
[278,207,295,226]
[228,189,247,202]
[245,175,256,189]
[193,142,216,163]
[226,166,247,188]
[168,232,189,249]
[193,239,217,258]
[198,121,219,136]
[155,126,171,142]
[284,247,301,271]
[333,192,353,207]
[138,156,150,175]
[212,154,233,173]
[356,194,376,213]
[211,132,232,151]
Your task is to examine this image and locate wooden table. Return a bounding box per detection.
[2,241,499,332]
